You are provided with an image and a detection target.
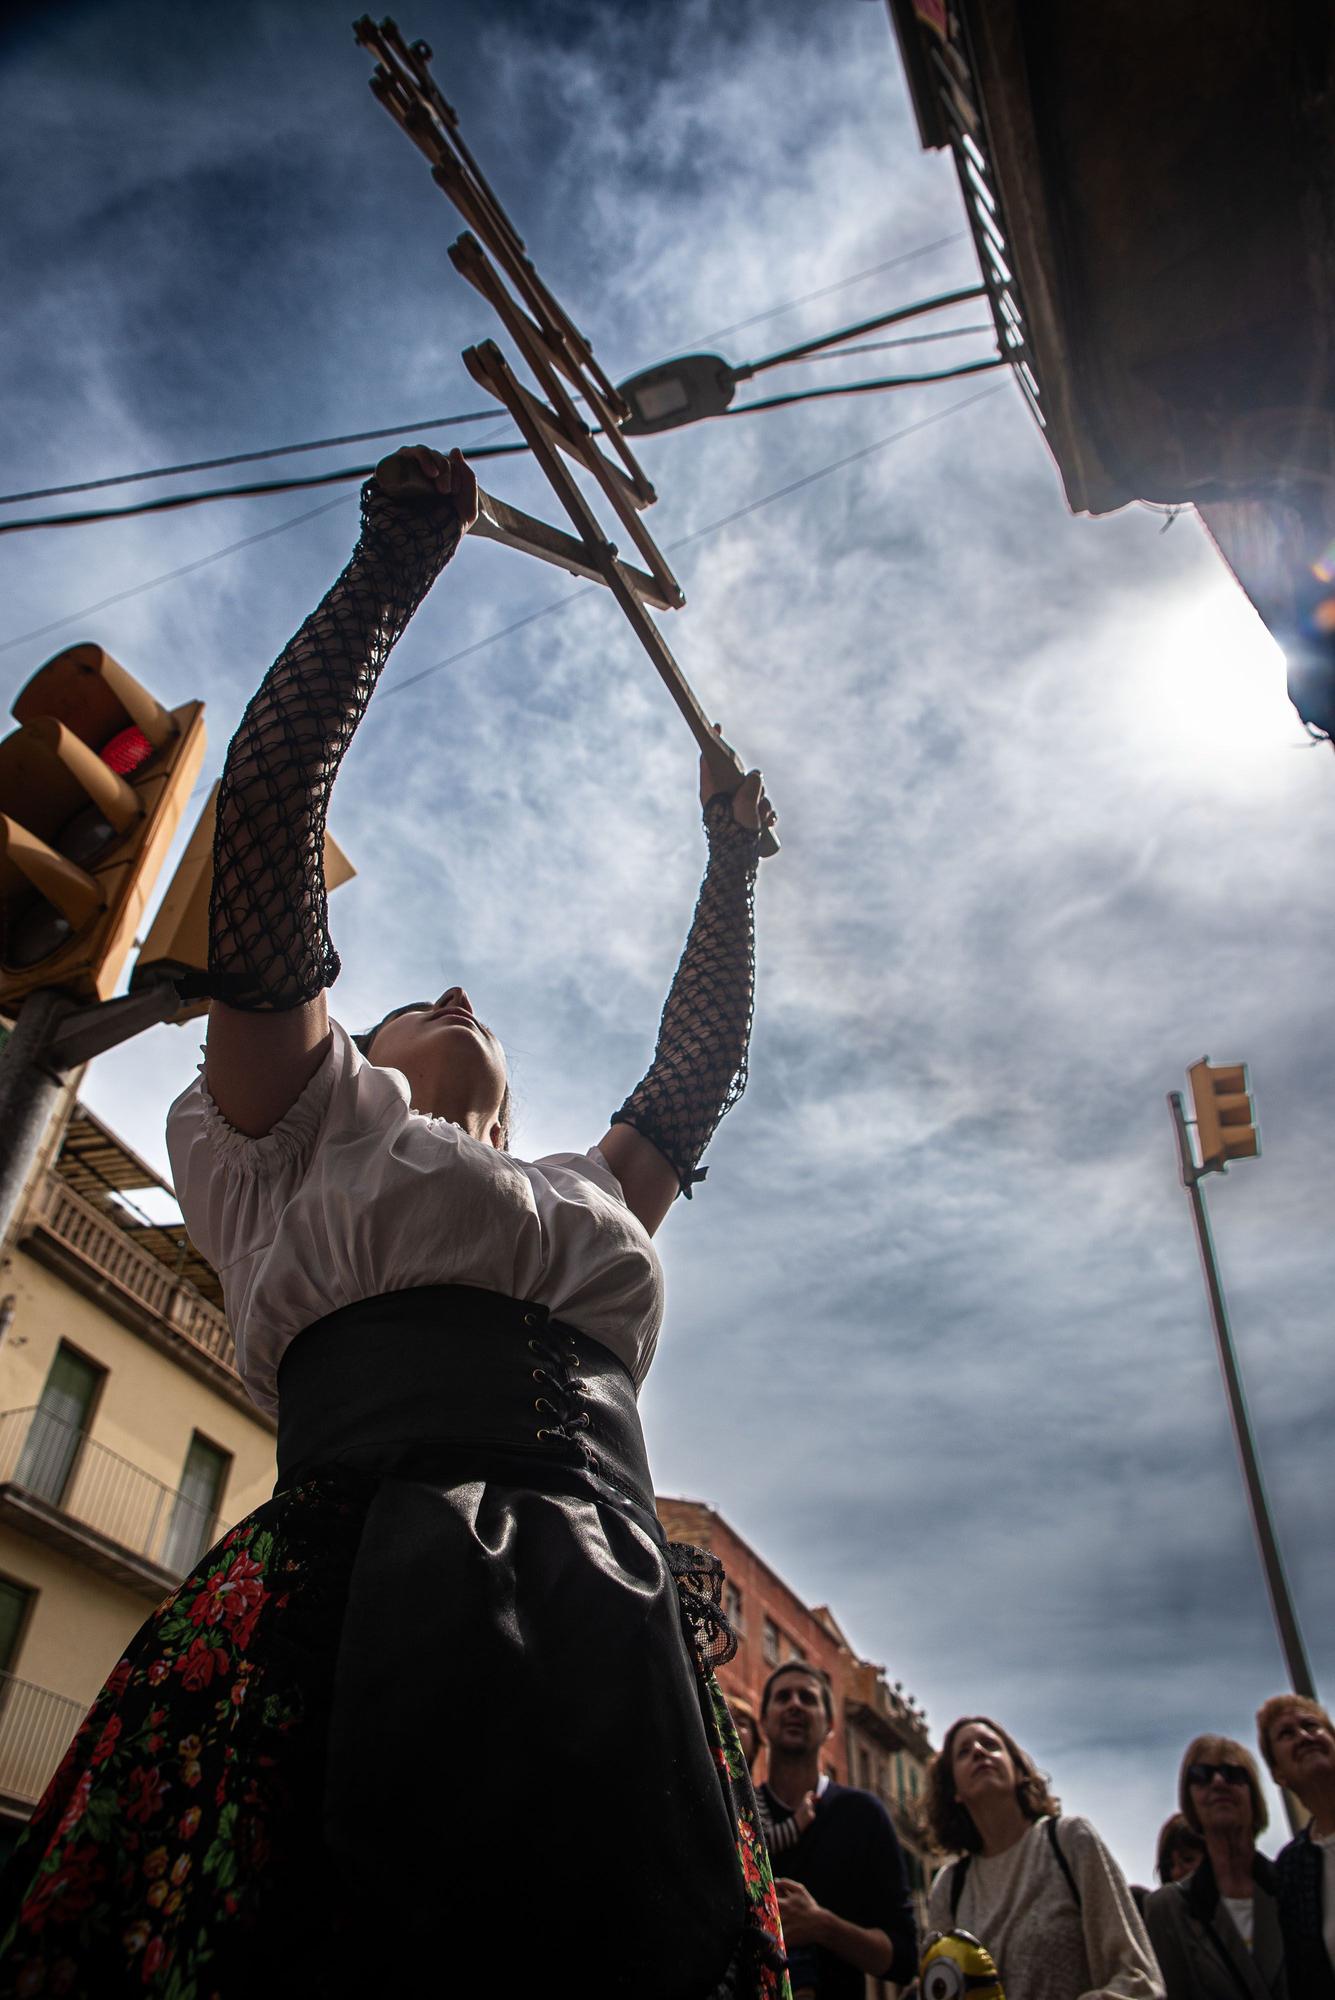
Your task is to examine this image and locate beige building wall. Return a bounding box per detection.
[0,1530,145,1707]
[0,1251,275,1527]
[0,1084,276,1823]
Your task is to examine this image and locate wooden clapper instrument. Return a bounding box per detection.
[354,15,778,854]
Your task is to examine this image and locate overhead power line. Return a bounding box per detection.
[740,286,987,378]
[0,442,530,534]
[0,411,499,509]
[730,354,1007,416]
[688,230,971,346]
[0,228,974,520]
[0,345,1007,536]
[3,380,1005,697]
[0,495,355,659]
[382,382,1006,700]
[805,324,995,361]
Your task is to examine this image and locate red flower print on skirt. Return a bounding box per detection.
[0,1477,792,1999]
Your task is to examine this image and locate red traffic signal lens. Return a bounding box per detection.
[100,725,154,775]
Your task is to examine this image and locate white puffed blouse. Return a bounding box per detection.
[165,1020,665,1418]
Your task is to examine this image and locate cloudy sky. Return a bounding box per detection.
[3,0,1332,1883]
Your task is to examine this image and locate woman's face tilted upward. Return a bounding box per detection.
[951,1721,1018,1809]
[367,987,509,1146]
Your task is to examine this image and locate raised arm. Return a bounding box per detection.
[599,748,775,1235]
[204,447,477,1136]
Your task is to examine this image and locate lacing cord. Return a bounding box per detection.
[528,1333,598,1472]
[524,1320,739,1673]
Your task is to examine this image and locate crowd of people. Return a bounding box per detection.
[732,1673,1335,2000]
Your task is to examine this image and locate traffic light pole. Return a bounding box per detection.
[1168,1091,1317,1708]
[0,978,185,1253]
[0,990,76,1255]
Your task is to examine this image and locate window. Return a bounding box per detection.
[163,1433,231,1576]
[762,1618,780,1666]
[787,1640,806,1663]
[908,1763,920,1798]
[858,1748,872,1787]
[0,1577,33,1678]
[16,1344,103,1507]
[722,1581,744,1634]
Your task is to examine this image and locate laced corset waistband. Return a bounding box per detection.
[273,1284,736,1666]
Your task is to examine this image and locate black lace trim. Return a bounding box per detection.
[611,796,760,1197]
[206,480,463,1010]
[666,1542,738,1670]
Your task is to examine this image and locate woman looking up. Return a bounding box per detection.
[0,447,786,1999]
[1144,1735,1286,1999]
[925,1715,1162,2000]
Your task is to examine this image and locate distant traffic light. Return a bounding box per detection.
[132,783,354,1020]
[0,645,205,1009]
[1188,1059,1260,1172]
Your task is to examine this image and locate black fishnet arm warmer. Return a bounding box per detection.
[207,482,462,1009]
[611,796,760,1197]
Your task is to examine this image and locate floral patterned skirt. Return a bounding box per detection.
[0,1472,789,1999]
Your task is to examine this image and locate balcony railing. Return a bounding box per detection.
[25,1171,237,1376]
[0,1672,84,1807]
[0,1407,219,1582]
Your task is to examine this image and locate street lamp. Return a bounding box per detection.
[618,354,740,434]
[617,284,997,435]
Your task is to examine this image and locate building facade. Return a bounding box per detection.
[0,1074,276,1855]
[657,1496,937,1966]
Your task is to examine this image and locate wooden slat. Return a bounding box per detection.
[464,342,777,850]
[471,491,676,609]
[450,231,664,534]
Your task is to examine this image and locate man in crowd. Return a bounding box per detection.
[1257,1692,1335,1999]
[758,1661,917,1999]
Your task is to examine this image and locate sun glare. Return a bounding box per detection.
[1115,581,1299,793]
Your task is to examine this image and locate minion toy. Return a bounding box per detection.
[918,1928,1006,2000]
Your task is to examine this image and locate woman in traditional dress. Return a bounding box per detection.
[0,447,786,1998]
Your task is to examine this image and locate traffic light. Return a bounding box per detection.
[132,784,354,1020]
[0,645,205,1009]
[1188,1059,1260,1172]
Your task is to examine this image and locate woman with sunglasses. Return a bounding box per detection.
[1144,1736,1287,1999]
[0,448,784,1997]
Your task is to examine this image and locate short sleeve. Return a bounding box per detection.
[532,1145,629,1204]
[165,1023,349,1271]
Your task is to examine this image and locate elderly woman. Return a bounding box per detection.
[1256,1693,1335,1999]
[925,1715,1162,2000]
[0,449,786,1998]
[1144,1734,1286,1999]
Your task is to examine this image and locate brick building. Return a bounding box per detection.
[657,1497,937,1934]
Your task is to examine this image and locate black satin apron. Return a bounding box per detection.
[274,1285,745,1996]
